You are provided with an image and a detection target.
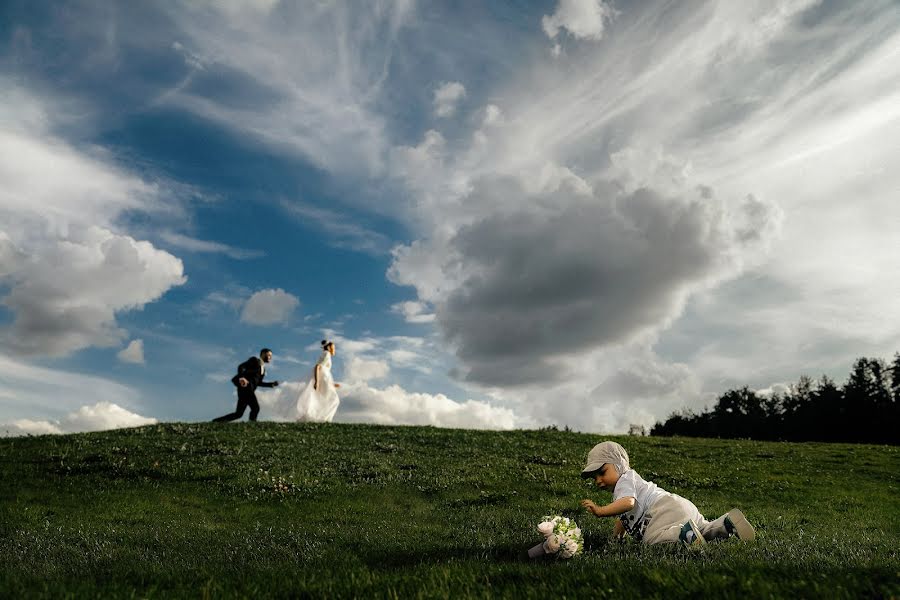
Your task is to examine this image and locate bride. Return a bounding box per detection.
[295,340,341,422]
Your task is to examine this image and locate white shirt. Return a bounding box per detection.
[613,469,666,539]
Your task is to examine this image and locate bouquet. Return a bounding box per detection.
[528,515,583,559]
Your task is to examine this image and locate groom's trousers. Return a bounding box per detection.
[212,388,260,422]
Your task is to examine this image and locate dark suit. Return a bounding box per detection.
[213,357,277,422]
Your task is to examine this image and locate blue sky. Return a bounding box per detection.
[2,0,899,436]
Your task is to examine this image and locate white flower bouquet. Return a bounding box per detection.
[528,515,583,559]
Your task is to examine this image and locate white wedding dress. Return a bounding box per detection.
[295,351,340,422]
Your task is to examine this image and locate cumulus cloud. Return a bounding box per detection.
[433,81,466,117]
[10,1,896,435]
[1,401,157,437]
[344,356,390,383]
[1,226,186,356]
[378,1,900,431]
[390,177,781,387]
[117,339,145,364]
[391,300,435,324]
[2,420,64,436]
[60,401,157,432]
[542,0,615,41]
[0,83,187,358]
[336,382,518,429]
[240,288,299,325]
[256,381,518,430]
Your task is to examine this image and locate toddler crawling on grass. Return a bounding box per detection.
[579,441,755,546]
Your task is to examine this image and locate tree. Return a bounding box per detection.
[651,353,898,444]
[889,353,900,403]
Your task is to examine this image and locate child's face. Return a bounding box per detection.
[592,464,620,490]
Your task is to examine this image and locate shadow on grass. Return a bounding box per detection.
[359,542,539,569]
[360,532,618,570]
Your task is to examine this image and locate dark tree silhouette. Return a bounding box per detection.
[651,354,899,444]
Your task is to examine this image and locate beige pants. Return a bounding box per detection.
[641,492,730,545]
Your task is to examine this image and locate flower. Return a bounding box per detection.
[532,514,583,559]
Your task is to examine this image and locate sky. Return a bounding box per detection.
[1,0,899,437]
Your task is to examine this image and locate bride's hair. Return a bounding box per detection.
[321,339,332,349]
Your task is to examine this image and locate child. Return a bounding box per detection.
[579,441,755,545]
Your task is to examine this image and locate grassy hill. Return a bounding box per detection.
[1,422,897,598]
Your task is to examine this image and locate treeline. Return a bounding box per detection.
[651,354,900,444]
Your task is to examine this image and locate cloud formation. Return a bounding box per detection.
[117,339,145,364]
[343,356,390,383]
[0,83,186,358]
[256,381,517,430]
[240,288,300,325]
[1,227,186,356]
[279,201,392,255]
[160,232,264,260]
[391,177,781,386]
[542,0,615,41]
[1,401,157,437]
[433,81,466,117]
[391,300,435,324]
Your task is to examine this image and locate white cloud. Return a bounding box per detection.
[160,231,264,260]
[433,81,466,117]
[0,354,143,419]
[344,356,390,383]
[2,419,64,436]
[155,1,416,178]
[378,1,900,431]
[482,104,503,127]
[11,2,897,434]
[117,339,145,364]
[1,401,157,437]
[240,288,300,325]
[1,226,186,356]
[59,401,157,432]
[255,381,518,430]
[0,83,186,358]
[391,300,435,324]
[542,0,615,41]
[279,201,392,255]
[337,382,518,429]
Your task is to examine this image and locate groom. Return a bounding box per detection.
[213,348,279,422]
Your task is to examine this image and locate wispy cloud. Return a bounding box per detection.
[280,200,392,255]
[0,354,143,418]
[160,231,264,260]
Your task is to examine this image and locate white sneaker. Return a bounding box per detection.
[679,519,707,546]
[724,509,755,541]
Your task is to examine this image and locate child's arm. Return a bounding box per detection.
[580,496,636,518]
[612,518,626,539]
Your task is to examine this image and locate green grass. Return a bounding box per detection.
[1,423,898,598]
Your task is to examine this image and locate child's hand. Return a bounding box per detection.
[580,499,600,516]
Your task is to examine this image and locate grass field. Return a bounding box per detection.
[1,422,898,598]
